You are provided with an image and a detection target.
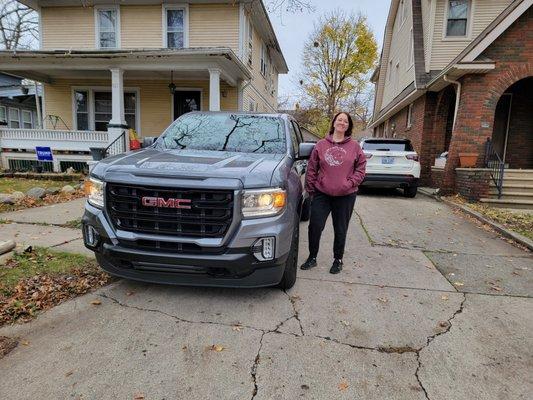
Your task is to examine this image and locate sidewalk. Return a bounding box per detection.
[0,198,91,256]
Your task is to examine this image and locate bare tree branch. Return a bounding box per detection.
[0,0,39,50]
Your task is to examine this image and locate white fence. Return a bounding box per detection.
[0,128,109,172]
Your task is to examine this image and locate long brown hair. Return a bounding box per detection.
[328,112,354,137]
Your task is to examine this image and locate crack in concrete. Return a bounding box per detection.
[99,293,265,333]
[250,331,265,400]
[413,293,467,399]
[283,289,305,336]
[354,211,374,245]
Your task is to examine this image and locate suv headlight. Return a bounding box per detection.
[242,188,286,218]
[85,177,104,208]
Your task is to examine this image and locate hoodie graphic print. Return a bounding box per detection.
[305,134,366,197]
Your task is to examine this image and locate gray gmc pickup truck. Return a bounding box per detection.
[82,112,314,289]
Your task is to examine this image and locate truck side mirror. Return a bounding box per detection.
[297,142,315,160]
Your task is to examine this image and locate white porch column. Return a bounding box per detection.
[108,68,128,153]
[209,68,221,111]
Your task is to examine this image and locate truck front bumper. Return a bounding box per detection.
[82,202,291,288]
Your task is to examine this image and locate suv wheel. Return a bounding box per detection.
[404,186,418,198]
[277,218,299,289]
[300,197,311,221]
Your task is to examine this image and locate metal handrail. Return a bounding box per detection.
[104,131,127,158]
[484,138,505,199]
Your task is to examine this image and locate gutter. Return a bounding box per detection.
[443,74,461,129]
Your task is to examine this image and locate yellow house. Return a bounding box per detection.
[0,0,287,170]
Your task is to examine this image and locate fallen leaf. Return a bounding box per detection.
[377,297,389,303]
[65,371,73,377]
[438,321,449,328]
[90,299,102,305]
[301,384,310,390]
[126,291,135,296]
[133,393,145,400]
[441,295,449,301]
[210,344,225,352]
[453,282,464,287]
[232,325,243,332]
[340,320,350,327]
[338,381,349,391]
[290,295,301,301]
[21,340,30,346]
[490,285,503,292]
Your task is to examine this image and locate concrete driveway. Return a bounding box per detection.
[1,191,532,399]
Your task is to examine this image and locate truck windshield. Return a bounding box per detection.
[155,113,287,154]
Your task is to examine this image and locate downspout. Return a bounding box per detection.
[443,74,461,129]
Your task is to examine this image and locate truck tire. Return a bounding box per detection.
[404,185,418,198]
[300,197,311,222]
[277,218,299,290]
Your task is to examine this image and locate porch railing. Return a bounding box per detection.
[484,138,505,199]
[0,128,108,152]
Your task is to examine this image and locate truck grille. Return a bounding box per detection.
[106,183,234,238]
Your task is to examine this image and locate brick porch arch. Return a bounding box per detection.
[441,63,532,193]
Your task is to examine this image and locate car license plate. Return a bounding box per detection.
[382,157,394,165]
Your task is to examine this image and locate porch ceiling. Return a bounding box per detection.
[0,47,251,86]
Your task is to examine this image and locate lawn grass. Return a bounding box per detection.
[0,178,79,194]
[0,247,111,325]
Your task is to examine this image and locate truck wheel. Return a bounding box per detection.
[300,197,311,222]
[277,219,299,290]
[404,186,418,198]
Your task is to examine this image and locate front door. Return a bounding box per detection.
[173,90,201,120]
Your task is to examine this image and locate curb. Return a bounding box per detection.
[418,188,533,251]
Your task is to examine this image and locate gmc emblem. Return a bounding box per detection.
[141,196,192,209]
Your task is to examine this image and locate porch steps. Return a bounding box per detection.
[479,198,533,210]
[481,169,533,209]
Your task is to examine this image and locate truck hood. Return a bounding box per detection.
[91,148,286,189]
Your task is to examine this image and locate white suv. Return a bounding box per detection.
[359,138,421,198]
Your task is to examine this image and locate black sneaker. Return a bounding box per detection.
[329,259,343,274]
[300,257,317,270]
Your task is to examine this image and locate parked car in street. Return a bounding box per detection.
[82,112,314,289]
[359,138,420,197]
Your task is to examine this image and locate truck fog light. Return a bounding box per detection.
[252,237,275,261]
[84,225,100,247]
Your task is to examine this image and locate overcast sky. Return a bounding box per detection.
[269,0,390,106]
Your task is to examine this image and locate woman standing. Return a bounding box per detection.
[300,112,366,274]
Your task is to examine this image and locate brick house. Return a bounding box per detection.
[0,0,287,171]
[369,0,532,207]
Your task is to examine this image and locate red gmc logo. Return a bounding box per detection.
[141,196,192,209]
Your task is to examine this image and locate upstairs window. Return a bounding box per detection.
[247,19,253,66]
[260,43,267,76]
[446,0,470,37]
[164,6,187,48]
[407,103,413,128]
[96,7,119,48]
[9,108,20,128]
[408,28,414,67]
[22,110,33,129]
[0,106,6,124]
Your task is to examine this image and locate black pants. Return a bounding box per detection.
[308,191,357,260]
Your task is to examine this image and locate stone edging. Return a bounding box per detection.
[418,188,533,251]
[0,172,84,181]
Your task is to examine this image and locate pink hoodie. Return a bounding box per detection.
[305,135,366,197]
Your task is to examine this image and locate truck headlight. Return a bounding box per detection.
[242,188,286,218]
[85,177,104,208]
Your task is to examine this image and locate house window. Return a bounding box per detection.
[164,6,187,48]
[446,0,470,37]
[0,106,6,123]
[260,44,268,77]
[9,108,20,128]
[388,60,393,82]
[96,7,119,48]
[22,110,33,128]
[408,28,414,67]
[407,103,413,128]
[394,62,400,89]
[74,90,137,132]
[74,90,89,131]
[247,19,253,66]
